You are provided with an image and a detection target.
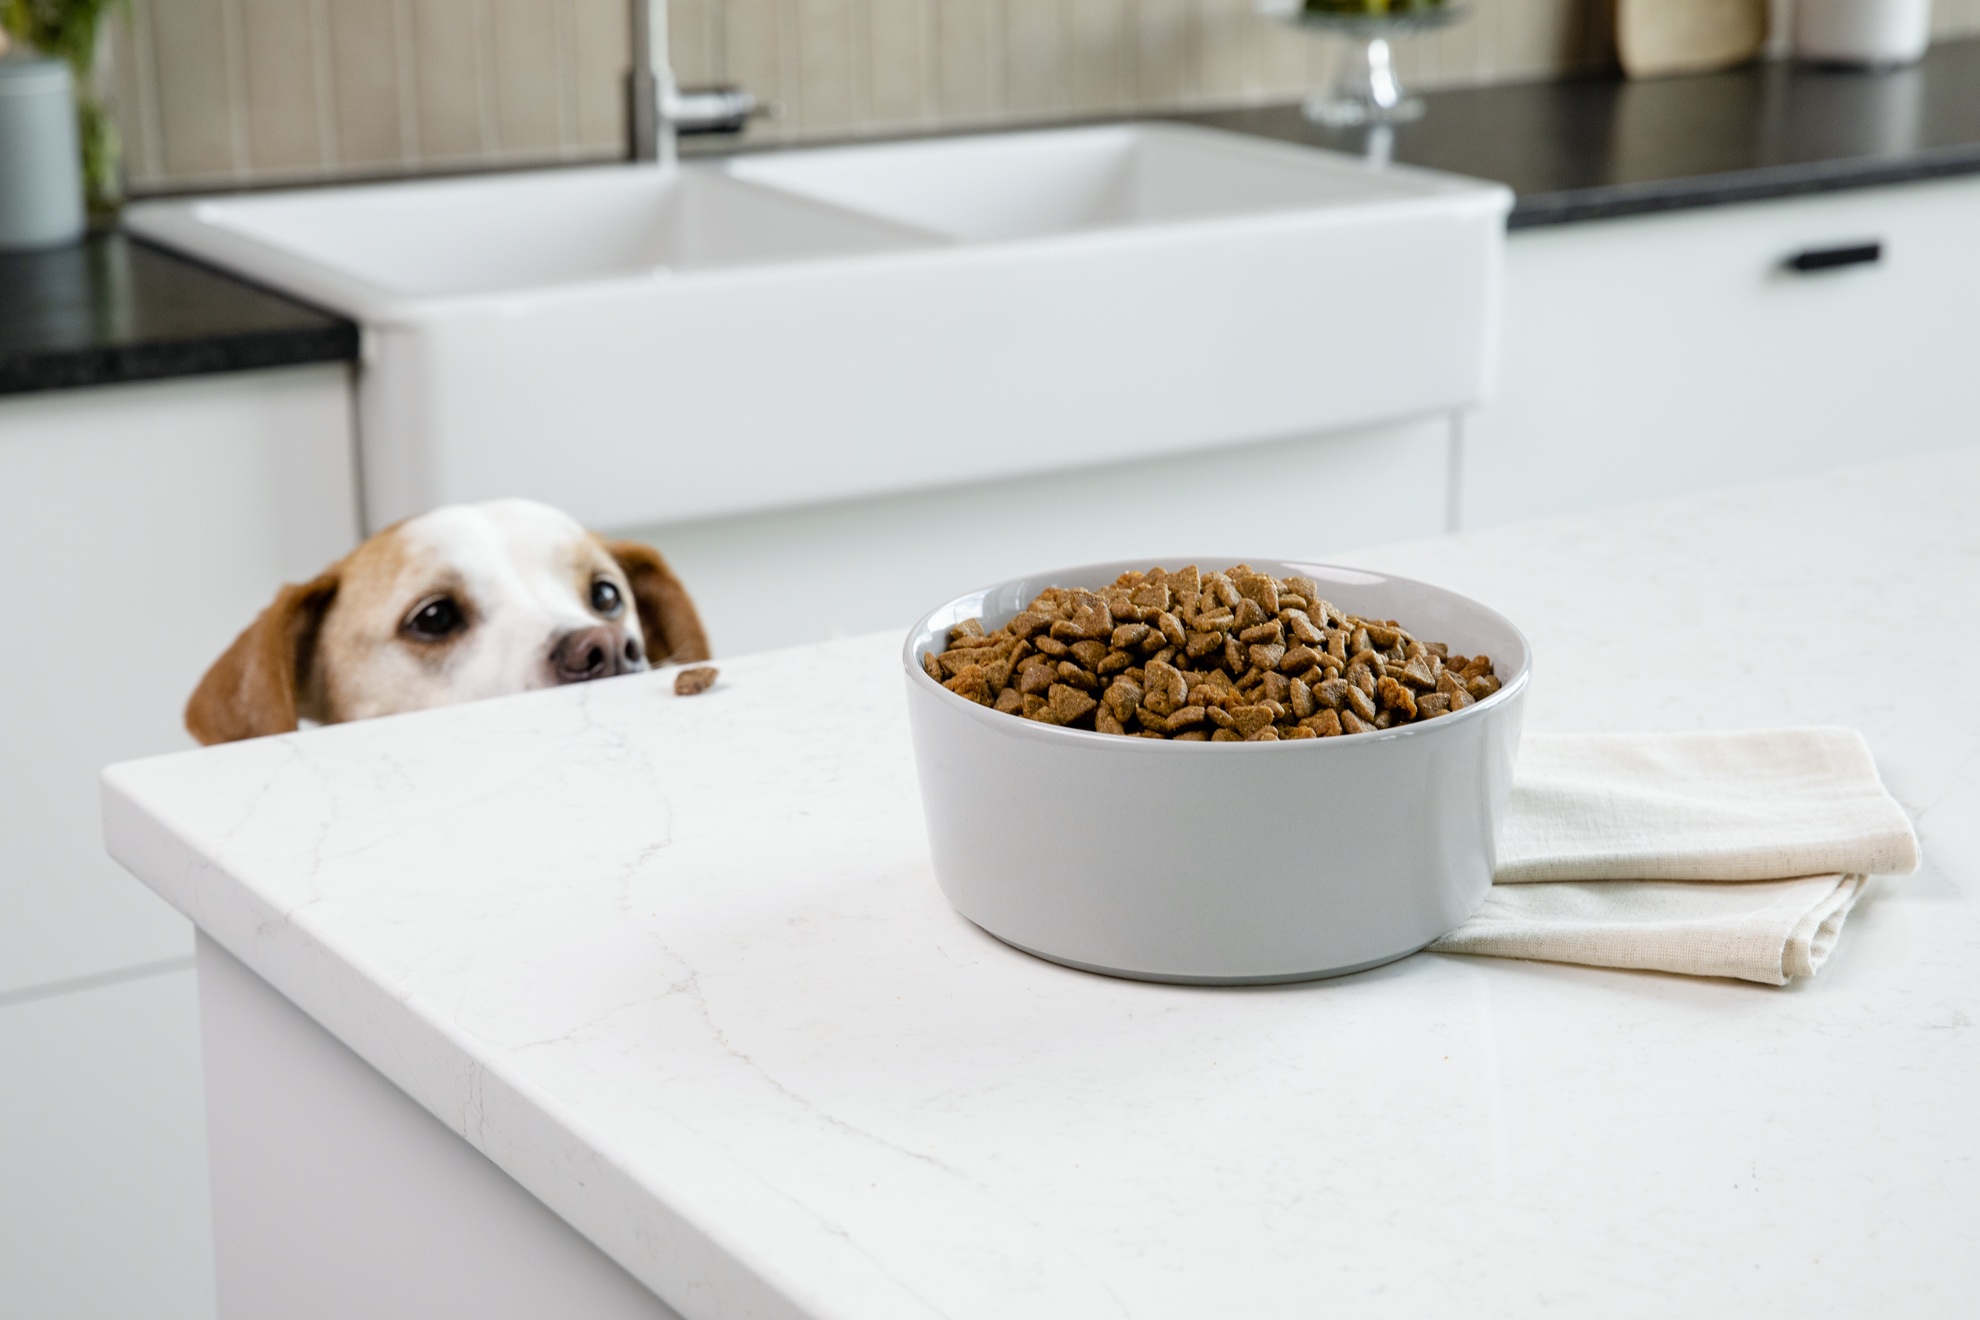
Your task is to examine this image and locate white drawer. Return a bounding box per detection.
[1462,174,1980,528]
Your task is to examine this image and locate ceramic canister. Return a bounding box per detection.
[1795,0,1933,67]
[0,55,86,251]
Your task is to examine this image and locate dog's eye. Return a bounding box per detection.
[405,596,465,640]
[590,580,623,616]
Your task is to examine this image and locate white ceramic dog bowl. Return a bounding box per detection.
[903,559,1530,984]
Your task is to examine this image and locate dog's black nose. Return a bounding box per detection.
[550,625,629,684]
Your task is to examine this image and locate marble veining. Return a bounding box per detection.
[104,446,1980,1319]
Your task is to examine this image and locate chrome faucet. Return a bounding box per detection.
[629,0,757,168]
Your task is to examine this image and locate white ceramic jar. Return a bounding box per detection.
[0,55,85,251]
[1795,0,1933,67]
[903,559,1530,984]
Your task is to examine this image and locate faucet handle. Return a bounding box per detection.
[668,86,761,137]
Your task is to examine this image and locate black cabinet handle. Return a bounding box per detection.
[1785,242,1882,273]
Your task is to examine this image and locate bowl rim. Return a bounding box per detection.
[901,557,1531,753]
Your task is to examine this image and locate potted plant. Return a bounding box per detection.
[1,0,124,217]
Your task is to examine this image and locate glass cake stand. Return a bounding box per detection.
[1261,2,1467,126]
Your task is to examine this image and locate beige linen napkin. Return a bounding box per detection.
[1429,729,1920,985]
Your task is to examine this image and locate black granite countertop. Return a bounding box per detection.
[1191,38,1980,228]
[0,234,356,397]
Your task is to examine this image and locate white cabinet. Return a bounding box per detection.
[616,414,1455,658]
[0,365,358,995]
[1461,174,1980,528]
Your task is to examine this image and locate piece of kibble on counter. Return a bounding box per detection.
[922,565,1498,740]
[673,666,719,696]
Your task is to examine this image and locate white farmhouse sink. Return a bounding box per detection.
[127,124,1510,532]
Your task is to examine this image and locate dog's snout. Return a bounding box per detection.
[550,625,636,685]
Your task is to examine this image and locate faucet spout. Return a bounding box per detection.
[628,0,757,168]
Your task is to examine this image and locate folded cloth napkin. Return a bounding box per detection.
[1428,729,1920,985]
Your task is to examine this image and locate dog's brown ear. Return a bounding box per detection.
[603,540,710,665]
[185,574,340,746]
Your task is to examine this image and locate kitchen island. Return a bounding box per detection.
[103,446,1980,1319]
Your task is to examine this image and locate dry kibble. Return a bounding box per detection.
[1248,641,1287,673]
[945,666,992,704]
[1233,571,1279,614]
[1143,660,1188,716]
[923,566,1499,739]
[1344,683,1378,723]
[673,666,719,696]
[1281,644,1324,674]
[1238,620,1283,646]
[1165,705,1208,733]
[1376,676,1417,719]
[1008,611,1050,640]
[1231,705,1276,738]
[1104,677,1143,723]
[1044,683,1098,725]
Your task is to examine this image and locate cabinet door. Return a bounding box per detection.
[0,366,358,995]
[1462,175,1980,529]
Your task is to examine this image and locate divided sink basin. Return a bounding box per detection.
[727,124,1431,243]
[126,123,1510,532]
[155,165,925,302]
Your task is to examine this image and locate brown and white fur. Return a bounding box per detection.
[186,499,708,745]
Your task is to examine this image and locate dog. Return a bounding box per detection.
[186,499,708,745]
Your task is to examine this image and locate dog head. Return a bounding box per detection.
[186,499,708,745]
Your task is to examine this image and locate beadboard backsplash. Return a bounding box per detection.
[111,0,1980,194]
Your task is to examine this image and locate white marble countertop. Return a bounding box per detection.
[105,448,1980,1319]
